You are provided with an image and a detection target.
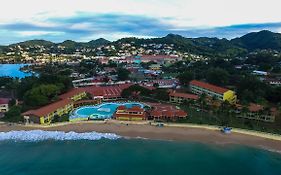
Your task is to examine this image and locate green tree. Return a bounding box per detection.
[206,68,229,86]
[23,84,60,107]
[117,68,130,81]
[2,106,22,122]
[121,85,151,98]
[177,71,194,85]
[153,89,169,101]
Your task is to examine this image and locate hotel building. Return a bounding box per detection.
[169,91,199,104]
[22,87,89,124]
[22,84,132,124]
[114,105,146,121]
[237,103,277,122]
[189,80,237,104]
[146,102,187,121]
[22,99,74,124]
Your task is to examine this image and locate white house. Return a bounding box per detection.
[0,98,10,113]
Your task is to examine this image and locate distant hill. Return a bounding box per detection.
[87,38,110,47]
[57,38,110,49]
[59,40,82,49]
[231,30,281,51]
[4,30,281,58]
[11,40,55,47]
[115,33,247,57]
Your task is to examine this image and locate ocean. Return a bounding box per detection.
[0,130,281,175]
[0,64,32,78]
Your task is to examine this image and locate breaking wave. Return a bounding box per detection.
[0,130,121,141]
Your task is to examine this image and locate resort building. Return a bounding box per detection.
[59,88,87,101]
[22,99,74,124]
[84,84,132,101]
[22,87,87,124]
[141,79,178,89]
[72,77,131,87]
[114,105,146,121]
[237,103,277,122]
[147,103,188,121]
[169,91,199,104]
[189,80,237,104]
[22,84,133,124]
[0,98,10,113]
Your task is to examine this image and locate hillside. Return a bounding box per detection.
[231,30,281,51]
[3,30,281,58]
[11,40,55,47]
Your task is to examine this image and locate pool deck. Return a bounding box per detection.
[70,102,146,121]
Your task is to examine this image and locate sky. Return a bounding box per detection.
[0,0,280,45]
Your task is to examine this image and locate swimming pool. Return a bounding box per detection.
[70,102,145,121]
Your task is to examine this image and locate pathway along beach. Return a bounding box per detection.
[0,121,281,153]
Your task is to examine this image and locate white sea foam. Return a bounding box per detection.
[0,130,121,141]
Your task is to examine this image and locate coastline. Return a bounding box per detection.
[0,120,281,152]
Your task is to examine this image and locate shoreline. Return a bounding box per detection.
[0,120,281,153]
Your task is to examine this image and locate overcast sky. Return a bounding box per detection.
[0,0,280,44]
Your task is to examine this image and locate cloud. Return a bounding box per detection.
[0,12,280,45]
[17,31,64,37]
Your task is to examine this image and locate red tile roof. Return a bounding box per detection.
[175,110,188,117]
[117,105,126,110]
[59,88,85,99]
[169,91,198,100]
[0,98,10,105]
[190,80,229,94]
[148,103,188,118]
[248,103,264,112]
[83,84,132,98]
[22,99,72,117]
[163,110,174,117]
[150,110,162,117]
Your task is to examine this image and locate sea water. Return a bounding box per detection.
[0,64,32,78]
[0,130,280,175]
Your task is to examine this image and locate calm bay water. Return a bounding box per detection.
[0,139,281,175]
[0,64,32,78]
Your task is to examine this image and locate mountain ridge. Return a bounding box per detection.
[3,30,281,58]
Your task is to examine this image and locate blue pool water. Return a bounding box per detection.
[70,102,145,120]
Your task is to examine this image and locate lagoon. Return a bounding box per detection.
[0,64,32,78]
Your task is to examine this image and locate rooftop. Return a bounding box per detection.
[169,91,199,100]
[84,84,132,98]
[248,103,264,112]
[59,88,85,99]
[0,98,10,105]
[22,98,72,117]
[190,80,229,94]
[147,102,188,118]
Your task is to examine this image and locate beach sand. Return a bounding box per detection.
[0,121,280,152]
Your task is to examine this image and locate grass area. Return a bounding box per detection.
[178,105,281,134]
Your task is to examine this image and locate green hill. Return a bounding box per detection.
[231,30,281,51]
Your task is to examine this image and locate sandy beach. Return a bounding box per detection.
[0,120,281,152]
